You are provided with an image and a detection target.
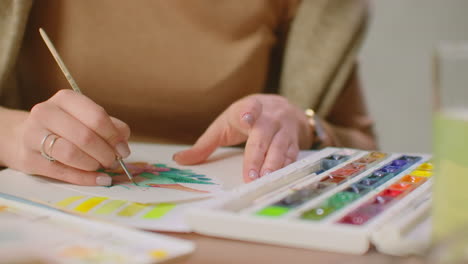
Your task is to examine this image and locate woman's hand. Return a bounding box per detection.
[173,94,313,182]
[1,90,131,186]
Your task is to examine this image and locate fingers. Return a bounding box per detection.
[175,94,305,184]
[283,144,299,167]
[259,130,298,177]
[173,119,224,165]
[242,117,279,183]
[31,153,112,186]
[174,97,263,165]
[49,90,130,158]
[226,97,262,134]
[238,95,303,182]
[30,102,116,168]
[44,133,102,171]
[29,90,132,169]
[110,117,131,141]
[110,117,131,157]
[244,129,299,183]
[14,90,135,187]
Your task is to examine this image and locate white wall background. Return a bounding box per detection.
[360,0,468,153]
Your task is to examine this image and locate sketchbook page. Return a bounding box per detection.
[0,144,315,232]
[51,143,245,203]
[0,197,194,264]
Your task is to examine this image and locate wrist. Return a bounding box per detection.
[0,107,28,167]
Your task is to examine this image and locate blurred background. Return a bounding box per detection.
[360,0,468,153]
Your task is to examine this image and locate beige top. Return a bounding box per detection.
[0,0,376,149]
[17,0,299,144]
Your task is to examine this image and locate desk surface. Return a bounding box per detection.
[164,232,424,264]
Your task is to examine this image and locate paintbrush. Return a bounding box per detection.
[38,28,136,185]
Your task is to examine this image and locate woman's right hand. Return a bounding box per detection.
[1,89,131,186]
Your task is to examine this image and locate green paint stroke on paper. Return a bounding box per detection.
[100,162,216,189]
[143,203,176,219]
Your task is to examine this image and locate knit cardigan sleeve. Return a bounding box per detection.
[0,0,32,107]
[280,0,368,117]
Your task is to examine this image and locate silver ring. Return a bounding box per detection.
[40,133,59,162]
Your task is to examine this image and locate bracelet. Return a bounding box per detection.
[304,109,328,149]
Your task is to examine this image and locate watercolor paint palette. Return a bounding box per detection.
[187,147,433,255]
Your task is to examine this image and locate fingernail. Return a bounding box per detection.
[172,152,180,161]
[116,142,131,158]
[262,169,272,177]
[241,113,254,126]
[249,169,258,180]
[96,175,112,186]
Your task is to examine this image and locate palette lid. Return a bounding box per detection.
[370,189,432,256]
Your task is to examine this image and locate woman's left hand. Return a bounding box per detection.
[173,94,313,183]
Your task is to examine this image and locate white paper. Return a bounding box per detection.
[0,197,194,264]
[52,144,245,203]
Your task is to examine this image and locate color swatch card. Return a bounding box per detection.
[52,194,205,232]
[187,147,434,256]
[0,197,194,264]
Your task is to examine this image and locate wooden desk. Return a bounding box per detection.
[163,232,424,264]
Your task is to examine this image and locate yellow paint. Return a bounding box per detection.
[149,249,168,259]
[418,162,434,171]
[55,196,85,208]
[117,203,146,217]
[94,200,126,215]
[0,205,8,212]
[74,197,107,213]
[369,152,387,159]
[410,170,433,177]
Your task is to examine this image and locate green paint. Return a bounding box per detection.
[159,172,215,184]
[301,206,336,221]
[327,192,361,209]
[138,171,215,185]
[143,203,176,219]
[300,192,360,221]
[139,172,176,184]
[102,163,216,188]
[256,206,290,217]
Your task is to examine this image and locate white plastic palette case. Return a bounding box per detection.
[186,147,433,255]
